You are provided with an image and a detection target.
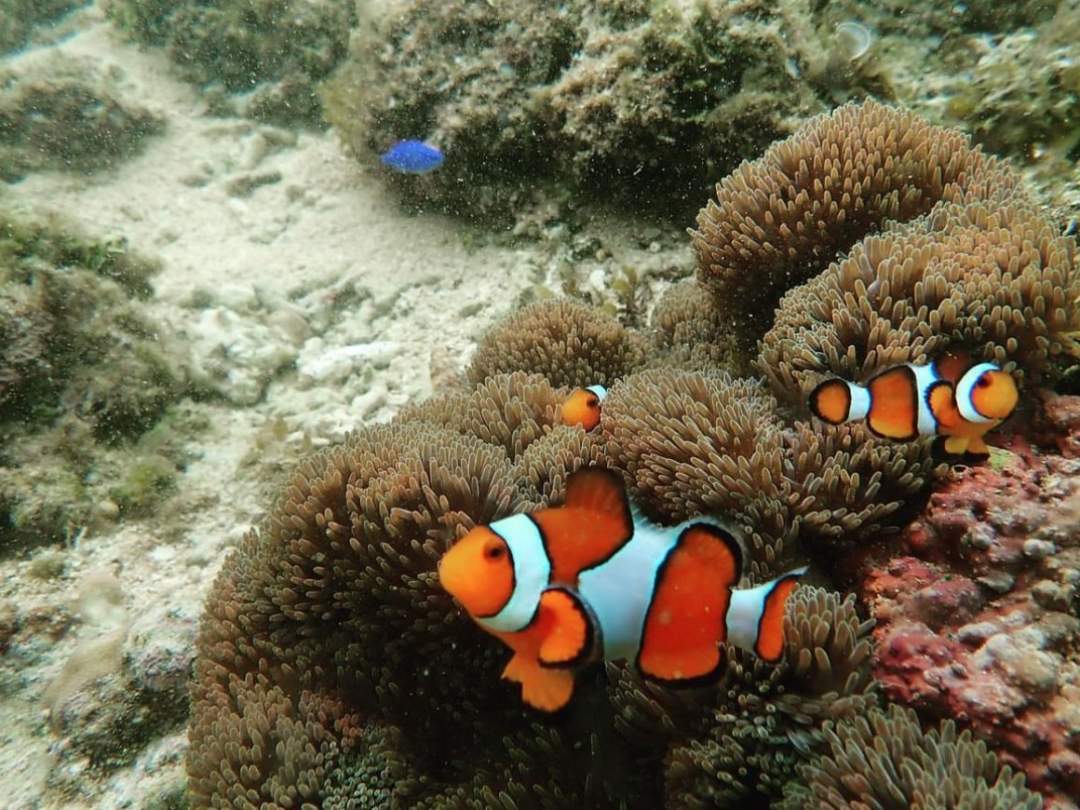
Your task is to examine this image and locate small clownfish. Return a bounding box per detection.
[809,354,1019,456]
[561,385,607,431]
[437,468,807,712]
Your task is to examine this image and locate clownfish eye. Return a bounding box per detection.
[976,374,992,388]
[587,395,599,407]
[483,540,506,561]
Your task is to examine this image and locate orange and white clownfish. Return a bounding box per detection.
[560,385,607,431]
[808,354,1019,455]
[437,468,807,712]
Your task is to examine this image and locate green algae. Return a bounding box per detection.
[0,209,195,549]
[105,0,356,126]
[0,0,86,55]
[322,0,830,224]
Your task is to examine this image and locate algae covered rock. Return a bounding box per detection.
[0,0,86,56]
[323,0,827,222]
[105,0,356,126]
[0,209,192,548]
[0,53,163,181]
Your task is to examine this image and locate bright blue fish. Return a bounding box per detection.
[380,140,445,174]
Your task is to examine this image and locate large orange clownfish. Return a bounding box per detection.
[809,354,1019,455]
[560,385,607,431]
[438,468,806,712]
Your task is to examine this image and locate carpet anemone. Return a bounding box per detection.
[689,98,1024,350]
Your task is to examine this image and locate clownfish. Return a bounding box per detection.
[560,385,607,431]
[438,468,807,712]
[809,354,1019,455]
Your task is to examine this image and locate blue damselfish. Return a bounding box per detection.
[380,140,445,174]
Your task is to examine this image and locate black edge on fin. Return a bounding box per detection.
[538,586,599,670]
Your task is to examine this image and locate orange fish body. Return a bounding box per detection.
[560,385,607,431]
[809,356,1018,455]
[438,469,806,712]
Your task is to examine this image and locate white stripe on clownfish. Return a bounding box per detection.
[955,362,999,424]
[477,513,549,634]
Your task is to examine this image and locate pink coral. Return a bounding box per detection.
[854,395,1080,807]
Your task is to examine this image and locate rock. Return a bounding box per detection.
[0,52,163,181]
[856,417,1080,804]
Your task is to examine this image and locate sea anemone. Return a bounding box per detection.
[467,298,649,389]
[689,99,1022,348]
[777,704,1043,810]
[760,199,1080,402]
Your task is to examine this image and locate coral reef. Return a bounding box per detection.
[0,209,193,547]
[0,53,164,181]
[323,0,836,221]
[689,99,1023,350]
[777,704,1043,810]
[0,0,85,55]
[104,0,356,126]
[854,419,1080,805]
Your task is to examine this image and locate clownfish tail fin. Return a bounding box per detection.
[809,378,869,425]
[753,567,807,662]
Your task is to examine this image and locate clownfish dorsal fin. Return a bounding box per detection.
[933,350,970,385]
[537,587,594,668]
[563,468,633,529]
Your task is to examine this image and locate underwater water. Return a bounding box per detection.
[1,1,1080,808]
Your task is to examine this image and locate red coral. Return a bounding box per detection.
[854,393,1080,808]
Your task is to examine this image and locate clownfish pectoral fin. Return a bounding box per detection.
[502,652,575,712]
[562,468,633,533]
[809,379,870,425]
[638,523,742,683]
[927,381,963,432]
[866,365,920,440]
[537,588,593,668]
[753,569,806,662]
[942,435,971,455]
